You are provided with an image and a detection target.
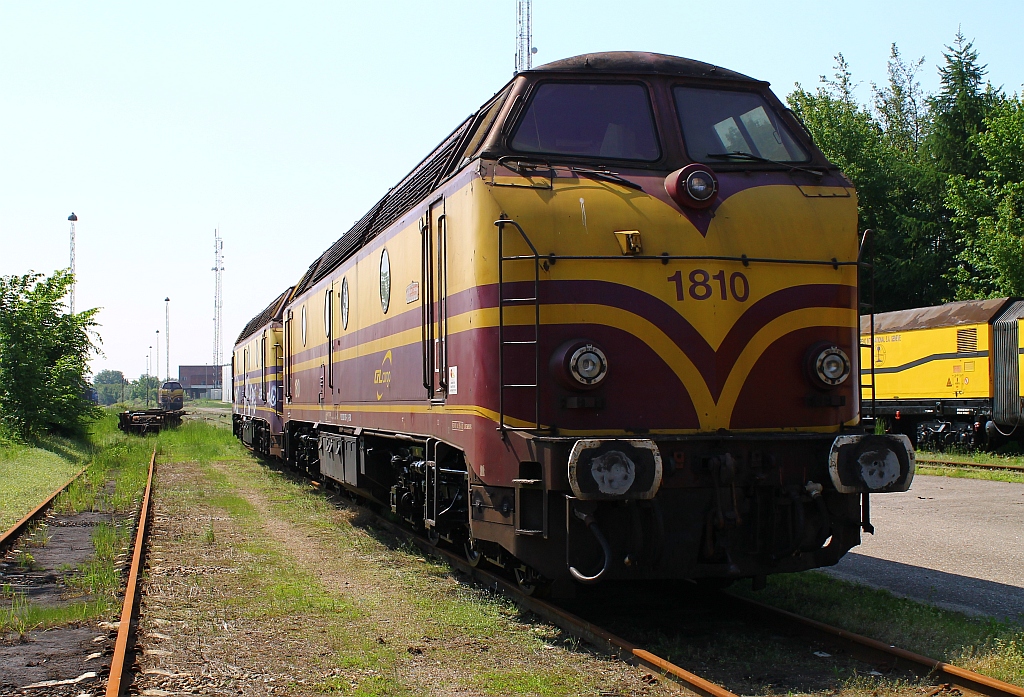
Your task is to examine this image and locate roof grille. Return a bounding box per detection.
[957,328,978,353]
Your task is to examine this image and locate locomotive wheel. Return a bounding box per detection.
[464,539,483,567]
[426,526,440,546]
[514,565,542,596]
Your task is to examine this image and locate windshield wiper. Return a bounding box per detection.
[569,167,644,190]
[706,151,824,177]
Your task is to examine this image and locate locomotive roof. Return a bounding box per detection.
[235,286,293,345]
[284,52,760,306]
[530,52,758,82]
[861,298,1017,334]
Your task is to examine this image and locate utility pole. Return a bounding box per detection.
[515,0,536,74]
[68,213,78,313]
[212,229,225,377]
[156,330,160,384]
[147,348,152,407]
[165,297,171,380]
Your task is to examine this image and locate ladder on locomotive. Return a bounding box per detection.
[494,218,544,433]
[859,229,877,424]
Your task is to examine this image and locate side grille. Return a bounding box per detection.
[956,328,978,353]
[992,301,1024,425]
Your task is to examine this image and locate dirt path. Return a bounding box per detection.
[133,456,678,696]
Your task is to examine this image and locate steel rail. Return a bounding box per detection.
[916,458,1024,473]
[105,448,156,697]
[727,593,1024,697]
[0,465,89,554]
[353,501,738,697]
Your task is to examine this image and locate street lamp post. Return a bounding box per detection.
[147,347,152,407]
[165,297,170,381]
[156,330,160,383]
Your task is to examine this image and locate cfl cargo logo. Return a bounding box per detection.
[374,350,392,400]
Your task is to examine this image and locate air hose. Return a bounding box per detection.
[568,508,612,584]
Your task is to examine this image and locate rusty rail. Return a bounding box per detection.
[727,593,1024,697]
[106,448,156,697]
[917,458,1024,473]
[0,466,89,554]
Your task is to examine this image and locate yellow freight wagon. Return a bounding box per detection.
[861,298,1024,448]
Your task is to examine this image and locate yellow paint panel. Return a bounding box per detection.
[861,322,992,400]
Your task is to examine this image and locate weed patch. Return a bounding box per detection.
[732,572,1024,686]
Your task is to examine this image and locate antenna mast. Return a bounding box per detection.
[68,213,78,313]
[515,0,533,74]
[212,229,224,371]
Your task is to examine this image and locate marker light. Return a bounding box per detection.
[814,346,851,387]
[570,345,608,386]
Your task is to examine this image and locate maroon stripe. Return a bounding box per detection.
[292,279,854,405]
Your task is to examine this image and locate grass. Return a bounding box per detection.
[0,410,151,634]
[916,448,1024,483]
[732,571,1024,686]
[0,431,91,529]
[139,420,618,695]
[916,464,1024,483]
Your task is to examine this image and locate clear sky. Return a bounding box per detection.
[1,1,1021,381]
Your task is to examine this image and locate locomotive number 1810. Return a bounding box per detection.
[667,268,750,302]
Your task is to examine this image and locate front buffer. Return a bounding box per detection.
[558,434,914,585]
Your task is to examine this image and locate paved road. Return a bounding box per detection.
[824,474,1024,622]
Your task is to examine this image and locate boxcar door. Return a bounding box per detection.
[421,198,448,402]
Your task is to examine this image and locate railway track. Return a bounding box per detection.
[104,448,156,696]
[1,450,156,695]
[0,466,89,555]
[917,457,1024,473]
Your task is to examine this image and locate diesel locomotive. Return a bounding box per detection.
[861,297,1024,449]
[233,52,914,594]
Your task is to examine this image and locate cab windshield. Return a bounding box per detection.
[510,82,660,162]
[674,86,809,163]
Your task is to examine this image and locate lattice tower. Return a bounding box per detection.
[515,0,532,74]
[212,229,225,375]
[68,213,77,313]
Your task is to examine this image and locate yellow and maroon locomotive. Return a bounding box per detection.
[233,52,913,593]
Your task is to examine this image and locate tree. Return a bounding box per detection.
[94,369,124,384]
[788,52,951,311]
[0,270,100,436]
[946,96,1024,297]
[130,374,161,404]
[926,32,998,180]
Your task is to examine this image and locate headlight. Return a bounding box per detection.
[570,345,608,386]
[686,171,716,201]
[814,346,851,386]
[665,164,719,209]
